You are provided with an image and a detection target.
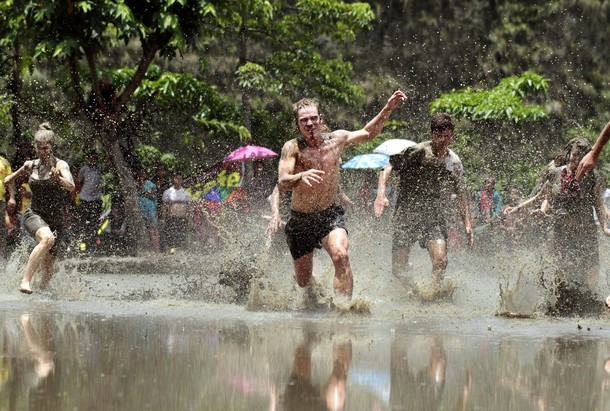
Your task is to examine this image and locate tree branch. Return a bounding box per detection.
[83,44,100,97]
[116,33,171,109]
[68,56,89,121]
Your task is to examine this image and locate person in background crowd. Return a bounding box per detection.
[154,163,170,214]
[0,152,15,258]
[161,172,191,252]
[77,151,103,251]
[473,176,503,226]
[472,176,503,252]
[136,168,160,253]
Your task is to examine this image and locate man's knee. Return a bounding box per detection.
[39,233,56,250]
[329,246,350,267]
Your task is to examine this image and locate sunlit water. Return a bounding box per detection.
[2,205,610,410]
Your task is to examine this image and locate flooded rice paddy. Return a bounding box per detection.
[2,212,610,410]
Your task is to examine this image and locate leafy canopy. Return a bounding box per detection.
[430,72,549,124]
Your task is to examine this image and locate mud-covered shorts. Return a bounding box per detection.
[23,208,64,256]
[285,205,346,260]
[392,206,447,251]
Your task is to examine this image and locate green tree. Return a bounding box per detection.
[15,0,222,242]
[430,72,552,190]
[205,0,377,147]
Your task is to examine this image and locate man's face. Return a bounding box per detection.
[431,126,453,147]
[173,175,183,187]
[297,106,321,140]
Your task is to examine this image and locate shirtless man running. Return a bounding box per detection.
[278,90,406,301]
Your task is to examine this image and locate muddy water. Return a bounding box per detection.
[2,212,610,410]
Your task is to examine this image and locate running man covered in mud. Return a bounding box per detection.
[506,138,610,315]
[277,91,406,301]
[3,123,75,294]
[374,113,474,299]
[572,121,610,309]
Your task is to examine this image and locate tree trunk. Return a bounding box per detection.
[8,41,23,144]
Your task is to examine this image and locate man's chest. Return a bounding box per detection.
[299,147,340,169]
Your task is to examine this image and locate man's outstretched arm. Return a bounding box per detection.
[576,121,610,179]
[344,90,407,146]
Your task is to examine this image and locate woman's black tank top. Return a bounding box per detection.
[28,159,66,225]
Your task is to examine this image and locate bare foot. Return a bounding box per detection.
[18,282,33,295]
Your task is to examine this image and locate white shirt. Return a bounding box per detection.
[78,165,102,201]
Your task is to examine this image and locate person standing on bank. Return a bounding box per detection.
[0,152,15,258]
[77,150,103,251]
[3,123,75,294]
[277,90,406,301]
[374,113,474,298]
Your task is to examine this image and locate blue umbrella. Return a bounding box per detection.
[341,153,389,169]
[204,187,222,202]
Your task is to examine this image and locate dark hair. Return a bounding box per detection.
[430,113,455,132]
[553,137,591,166]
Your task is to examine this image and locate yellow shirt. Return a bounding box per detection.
[20,183,32,214]
[0,156,12,202]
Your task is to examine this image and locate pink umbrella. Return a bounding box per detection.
[224,145,278,162]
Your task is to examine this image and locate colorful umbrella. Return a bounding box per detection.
[204,187,222,202]
[373,139,417,156]
[341,153,389,169]
[224,145,278,162]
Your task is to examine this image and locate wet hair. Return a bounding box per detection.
[34,122,56,146]
[553,137,591,166]
[293,98,321,128]
[430,113,455,132]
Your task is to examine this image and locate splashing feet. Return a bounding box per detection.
[18,282,33,295]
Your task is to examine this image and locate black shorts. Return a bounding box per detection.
[392,206,447,251]
[285,205,346,260]
[23,208,64,256]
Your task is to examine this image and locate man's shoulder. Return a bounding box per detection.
[447,149,461,161]
[282,138,301,154]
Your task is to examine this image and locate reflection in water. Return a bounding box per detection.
[1,311,610,410]
[390,332,454,410]
[1,314,59,411]
[284,335,352,411]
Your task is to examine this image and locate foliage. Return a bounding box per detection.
[115,65,249,157]
[0,0,609,212]
[135,144,182,176]
[207,0,376,148]
[429,72,549,124]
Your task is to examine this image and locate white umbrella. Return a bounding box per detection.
[373,139,416,156]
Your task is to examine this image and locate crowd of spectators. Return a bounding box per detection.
[0,145,277,258]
